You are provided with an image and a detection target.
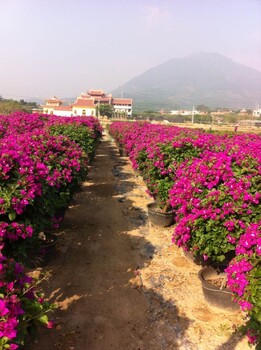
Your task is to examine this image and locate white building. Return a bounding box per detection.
[42,96,63,114]
[71,98,96,116]
[42,89,133,118]
[111,98,132,118]
[253,107,261,118]
[170,109,200,116]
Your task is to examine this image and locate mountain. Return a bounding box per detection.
[112,53,261,111]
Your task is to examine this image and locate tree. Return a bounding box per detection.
[196,104,211,113]
[98,104,114,118]
[0,98,39,114]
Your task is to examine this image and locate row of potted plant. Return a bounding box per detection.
[226,221,261,346]
[109,121,261,348]
[0,113,102,348]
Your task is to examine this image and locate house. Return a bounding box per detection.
[170,109,200,116]
[42,89,133,117]
[253,107,261,118]
[111,98,132,118]
[42,96,63,114]
[71,97,96,116]
[239,108,248,116]
[53,106,74,117]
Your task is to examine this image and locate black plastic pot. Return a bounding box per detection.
[198,267,239,311]
[54,207,67,222]
[147,202,174,227]
[26,235,58,268]
[45,207,67,231]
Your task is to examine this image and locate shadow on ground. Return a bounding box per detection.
[26,139,200,349]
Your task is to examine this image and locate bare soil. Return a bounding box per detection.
[27,133,248,350]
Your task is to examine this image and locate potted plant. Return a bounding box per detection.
[146,177,176,227]
[169,149,261,265]
[225,221,261,348]
[134,138,202,228]
[24,231,58,268]
[147,202,174,227]
[198,266,239,311]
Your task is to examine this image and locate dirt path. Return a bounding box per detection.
[28,133,248,350]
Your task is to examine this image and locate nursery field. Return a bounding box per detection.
[1,116,260,349]
[27,132,249,350]
[109,117,261,136]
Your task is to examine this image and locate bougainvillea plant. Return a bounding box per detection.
[109,121,261,347]
[0,247,55,349]
[226,221,261,348]
[169,149,261,264]
[0,112,102,346]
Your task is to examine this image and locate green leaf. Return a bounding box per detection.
[39,314,49,324]
[8,212,16,221]
[257,310,261,322]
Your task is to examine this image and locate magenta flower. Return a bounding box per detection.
[109,120,261,347]
[0,299,9,316]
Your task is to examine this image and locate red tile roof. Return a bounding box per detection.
[54,106,72,111]
[94,97,112,103]
[112,98,132,105]
[71,99,96,108]
[88,89,105,97]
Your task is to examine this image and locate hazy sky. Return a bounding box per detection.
[0,0,260,101]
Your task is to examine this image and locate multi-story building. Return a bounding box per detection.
[42,89,133,118]
[253,107,261,118]
[111,98,132,118]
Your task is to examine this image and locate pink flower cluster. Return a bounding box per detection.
[109,121,206,206]
[0,113,103,240]
[226,258,253,298]
[0,112,102,347]
[109,121,261,347]
[0,245,42,349]
[0,112,102,138]
[169,149,260,258]
[0,244,55,349]
[226,222,261,346]
[0,250,26,348]
[0,130,86,245]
